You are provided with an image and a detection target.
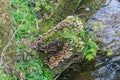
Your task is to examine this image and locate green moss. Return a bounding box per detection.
[41,0,81,33]
[39,16,98,61]
[76,0,105,21]
[0,0,16,63]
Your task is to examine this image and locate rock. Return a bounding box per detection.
[88,0,120,80]
[89,0,120,55]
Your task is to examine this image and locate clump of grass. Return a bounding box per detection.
[16,59,54,80]
[11,0,39,40]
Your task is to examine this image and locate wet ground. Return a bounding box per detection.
[57,55,120,80]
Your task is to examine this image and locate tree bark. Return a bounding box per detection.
[0,0,16,66]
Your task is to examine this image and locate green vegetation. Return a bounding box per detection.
[34,0,51,14]
[0,0,106,79]
[63,26,98,61]
[38,16,98,62]
[11,0,39,40]
[16,59,53,80]
[11,0,99,78]
[0,67,15,80]
[79,29,98,60]
[10,0,54,80]
[82,38,98,60]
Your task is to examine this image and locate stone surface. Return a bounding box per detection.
[89,0,120,80]
[89,0,120,55]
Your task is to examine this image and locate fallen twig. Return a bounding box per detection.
[0,15,26,66]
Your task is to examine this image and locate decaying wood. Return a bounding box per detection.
[35,16,84,74]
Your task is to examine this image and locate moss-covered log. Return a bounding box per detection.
[36,16,86,75]
[0,0,16,65]
[41,0,105,33]
[35,0,105,78]
[41,0,82,33]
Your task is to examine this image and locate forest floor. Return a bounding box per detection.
[5,0,54,80]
